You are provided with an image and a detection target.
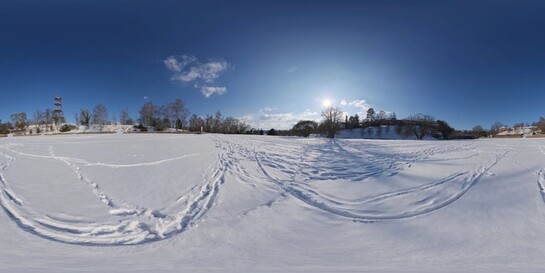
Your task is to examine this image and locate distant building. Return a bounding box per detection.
[495,126,540,137]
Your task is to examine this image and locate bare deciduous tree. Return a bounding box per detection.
[321,107,343,138]
[472,125,486,138]
[139,102,155,126]
[119,110,134,125]
[44,109,52,130]
[10,112,27,131]
[170,99,190,131]
[189,114,204,132]
[155,103,172,131]
[204,114,213,132]
[92,104,108,130]
[213,111,223,133]
[376,110,387,121]
[34,110,42,126]
[490,121,505,135]
[402,114,436,140]
[513,122,525,130]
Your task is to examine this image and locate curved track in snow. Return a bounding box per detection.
[537,146,545,203]
[0,140,226,245]
[212,135,508,221]
[0,134,535,245]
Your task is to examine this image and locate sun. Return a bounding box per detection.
[322,99,332,107]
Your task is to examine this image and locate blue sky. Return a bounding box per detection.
[1,0,545,130]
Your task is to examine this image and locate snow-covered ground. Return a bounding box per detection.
[1,134,545,272]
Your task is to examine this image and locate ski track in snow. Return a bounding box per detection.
[0,135,536,245]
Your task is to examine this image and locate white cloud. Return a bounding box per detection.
[172,61,229,83]
[143,96,148,100]
[338,99,380,118]
[259,106,277,112]
[286,66,298,73]
[164,55,197,73]
[239,114,254,120]
[348,99,371,111]
[240,110,319,130]
[200,86,227,98]
[164,55,231,97]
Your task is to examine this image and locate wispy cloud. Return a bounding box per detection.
[338,98,374,117]
[143,96,148,100]
[286,66,298,73]
[170,61,229,83]
[240,109,319,130]
[164,55,231,98]
[201,86,227,98]
[348,99,371,111]
[259,106,277,112]
[164,55,197,73]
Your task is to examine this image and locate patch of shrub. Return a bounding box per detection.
[59,124,77,132]
[133,124,148,132]
[0,124,10,135]
[267,128,278,136]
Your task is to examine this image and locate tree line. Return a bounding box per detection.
[287,107,454,139]
[288,107,545,139]
[2,100,543,138]
[1,98,251,135]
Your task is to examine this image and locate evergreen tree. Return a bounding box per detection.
[366,108,375,121]
[436,120,454,139]
[292,120,318,137]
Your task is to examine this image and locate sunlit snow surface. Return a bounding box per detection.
[1,134,545,272]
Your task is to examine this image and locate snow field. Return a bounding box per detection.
[1,134,545,272]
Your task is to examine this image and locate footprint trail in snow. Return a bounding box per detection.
[0,134,538,245]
